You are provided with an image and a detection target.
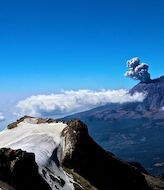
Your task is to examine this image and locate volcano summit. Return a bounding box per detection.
[65,58,164,175]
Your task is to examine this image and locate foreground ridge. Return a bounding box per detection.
[0,116,163,190]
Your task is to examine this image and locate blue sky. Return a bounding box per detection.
[0,0,164,127]
[0,0,164,93]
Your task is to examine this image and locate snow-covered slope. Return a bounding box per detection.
[0,117,163,190]
[0,117,74,190]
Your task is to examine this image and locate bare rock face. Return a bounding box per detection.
[0,148,51,190]
[60,120,150,190]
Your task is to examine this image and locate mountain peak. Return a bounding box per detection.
[151,76,164,83]
[0,117,153,190]
[130,76,164,110]
[137,76,164,84]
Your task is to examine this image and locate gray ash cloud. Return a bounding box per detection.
[124,57,151,83]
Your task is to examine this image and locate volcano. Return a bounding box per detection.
[64,76,164,175]
[130,76,164,110]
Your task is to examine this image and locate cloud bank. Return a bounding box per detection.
[124,57,151,83]
[0,112,5,121]
[15,89,146,118]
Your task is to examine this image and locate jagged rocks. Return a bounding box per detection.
[7,116,57,129]
[61,120,150,190]
[0,148,50,190]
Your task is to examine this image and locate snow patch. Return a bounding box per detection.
[0,118,74,190]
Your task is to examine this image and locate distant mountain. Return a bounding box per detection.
[130,76,164,110]
[0,116,162,190]
[64,76,164,175]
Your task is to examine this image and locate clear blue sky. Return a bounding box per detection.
[0,0,164,93]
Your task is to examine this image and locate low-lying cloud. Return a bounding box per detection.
[15,89,146,118]
[0,112,5,121]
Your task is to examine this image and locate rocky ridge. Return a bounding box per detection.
[0,116,163,189]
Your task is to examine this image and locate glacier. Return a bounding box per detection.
[0,117,74,190]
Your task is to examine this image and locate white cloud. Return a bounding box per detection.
[15,89,146,118]
[0,112,5,121]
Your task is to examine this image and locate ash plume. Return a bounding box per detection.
[124,57,151,83]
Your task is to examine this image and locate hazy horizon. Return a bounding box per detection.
[0,0,164,128]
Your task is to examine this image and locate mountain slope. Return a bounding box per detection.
[130,76,164,110]
[0,116,74,190]
[64,76,164,175]
[0,116,161,190]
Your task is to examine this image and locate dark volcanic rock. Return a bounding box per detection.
[0,148,50,190]
[130,76,164,110]
[128,162,149,174]
[61,120,150,190]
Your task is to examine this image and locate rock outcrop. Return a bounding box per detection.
[61,120,150,190]
[7,115,56,129]
[0,148,51,190]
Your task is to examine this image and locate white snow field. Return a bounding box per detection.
[0,117,74,190]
